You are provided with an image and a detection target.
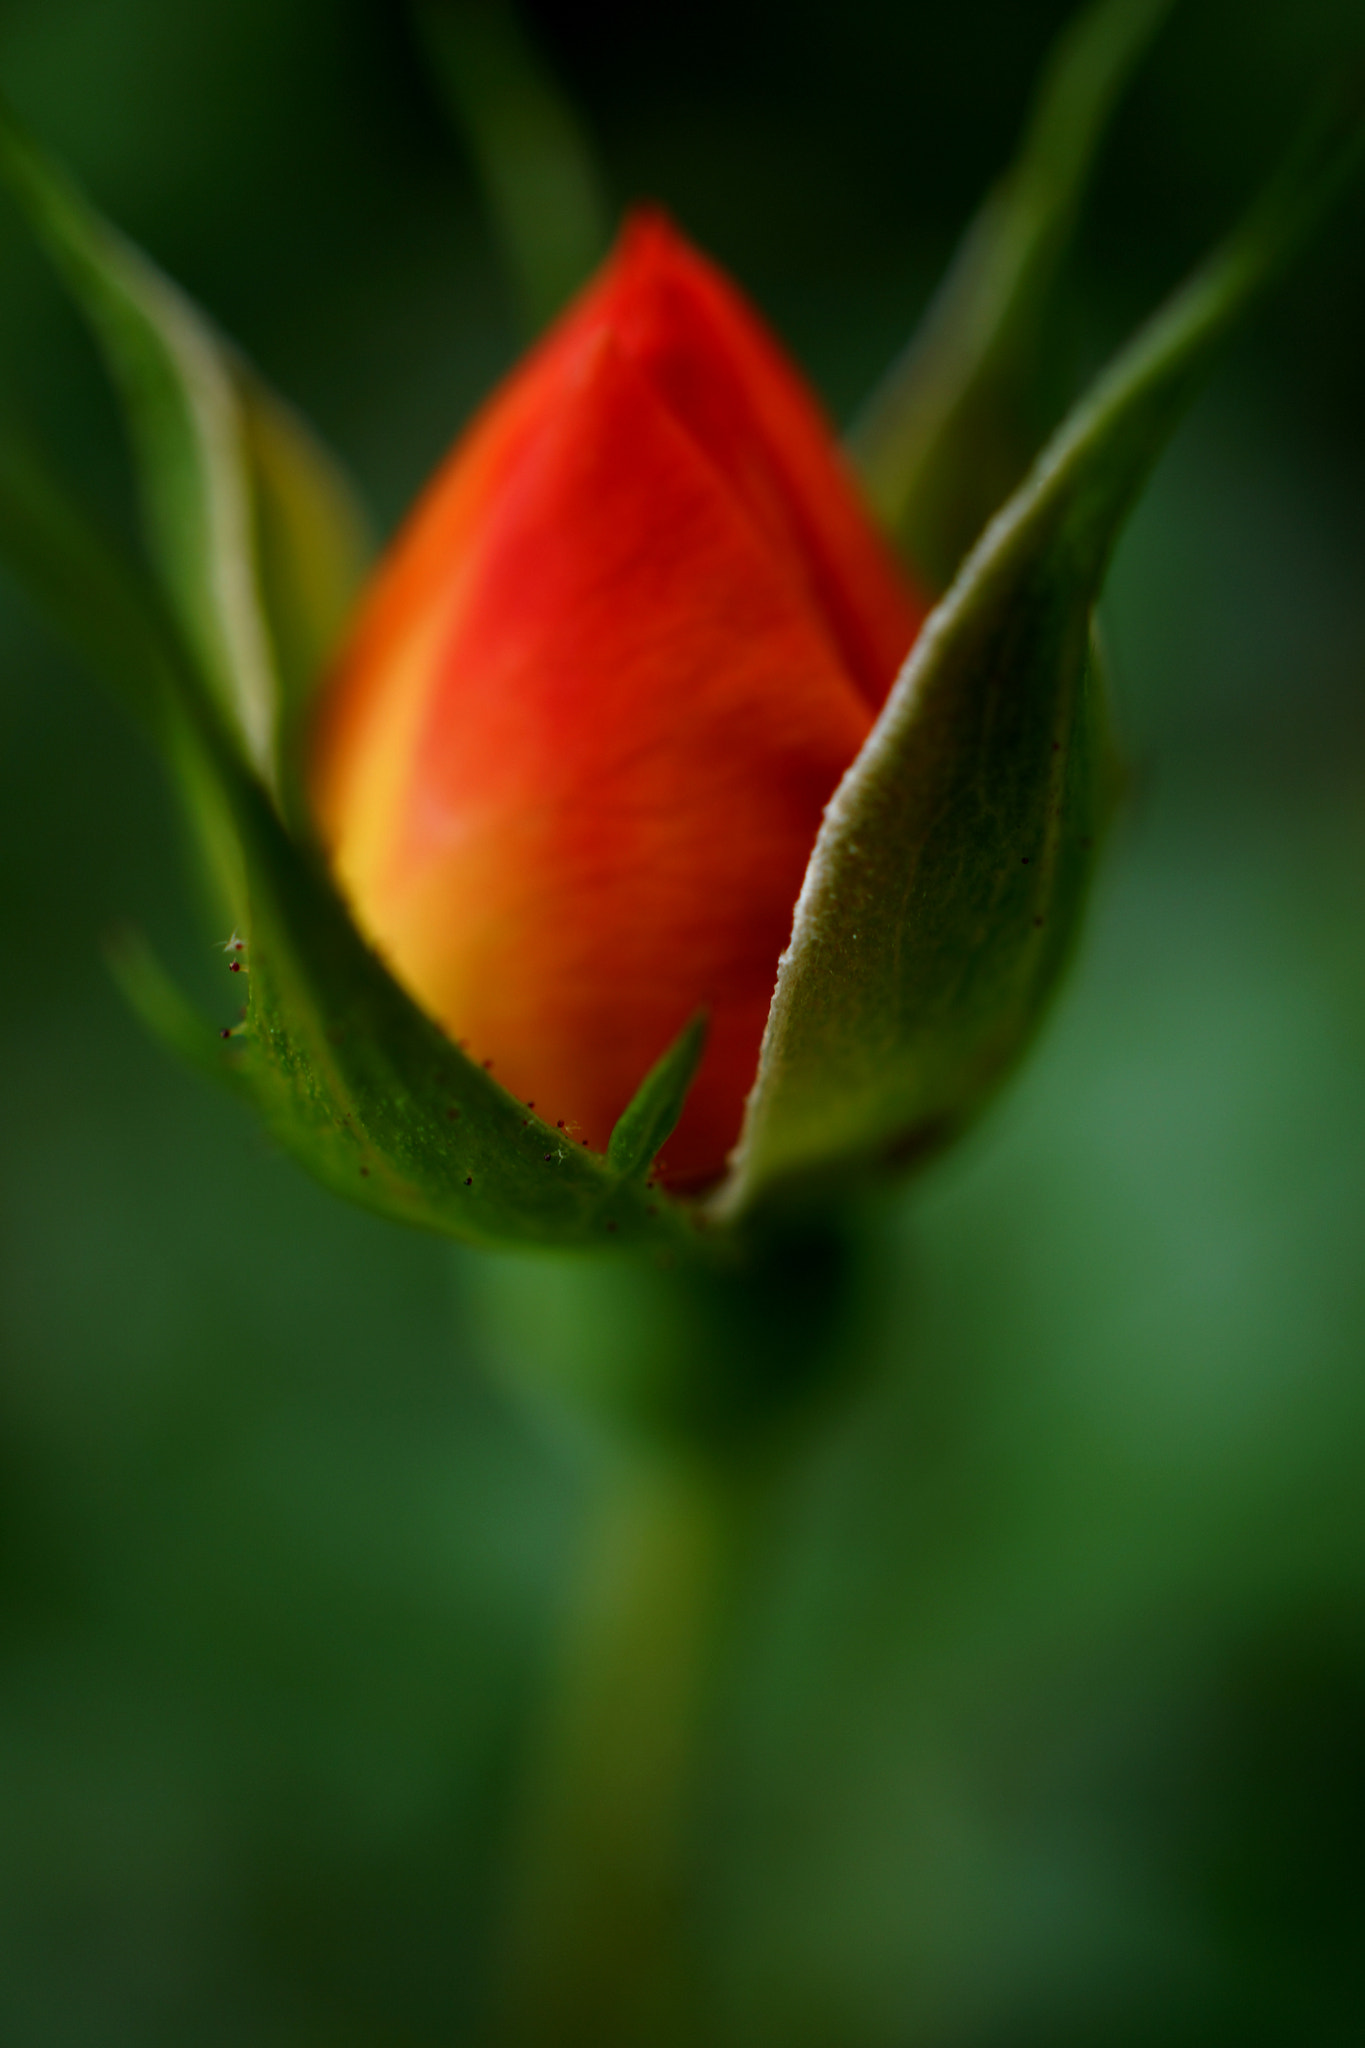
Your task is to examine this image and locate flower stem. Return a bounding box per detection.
[492,1445,744,2046]
[480,1215,873,2045]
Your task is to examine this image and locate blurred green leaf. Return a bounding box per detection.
[415,0,611,331]
[725,106,1365,1218]
[608,1012,708,1181]
[847,0,1175,591]
[0,105,373,796]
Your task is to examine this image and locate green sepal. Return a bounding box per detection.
[414,0,611,332]
[224,755,700,1254]
[721,106,1365,1221]
[0,105,373,799]
[847,0,1174,591]
[607,1012,708,1180]
[0,120,703,1259]
[0,436,697,1254]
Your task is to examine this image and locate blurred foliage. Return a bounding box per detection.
[1,1,1364,2044]
[414,0,609,333]
[847,0,1176,590]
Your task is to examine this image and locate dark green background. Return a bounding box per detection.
[2,1,1364,2041]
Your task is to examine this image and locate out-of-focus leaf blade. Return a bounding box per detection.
[0,107,372,789]
[0,109,275,768]
[608,1013,708,1180]
[847,0,1175,591]
[415,0,611,330]
[724,108,1365,1220]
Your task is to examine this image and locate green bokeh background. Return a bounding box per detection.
[2,1,1364,2041]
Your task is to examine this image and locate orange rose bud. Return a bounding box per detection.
[310,212,927,1188]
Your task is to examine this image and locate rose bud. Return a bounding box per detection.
[310,212,928,1188]
[7,79,1345,1250]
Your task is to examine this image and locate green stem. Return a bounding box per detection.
[494,1447,746,2047]
[474,1212,878,2046]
